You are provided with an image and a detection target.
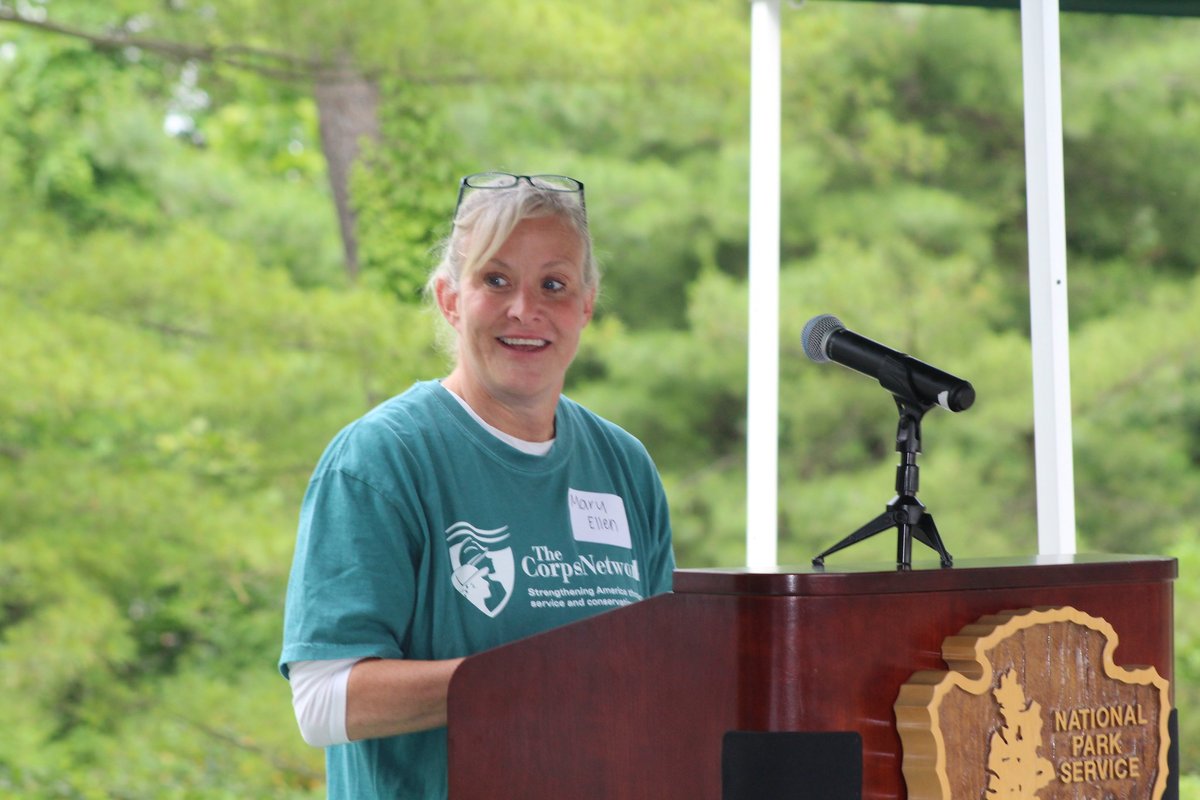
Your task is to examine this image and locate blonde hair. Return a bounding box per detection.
[425,179,598,299]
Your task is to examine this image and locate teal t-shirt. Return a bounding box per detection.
[280,381,675,799]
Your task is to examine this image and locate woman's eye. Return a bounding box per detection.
[484,273,509,288]
[543,279,566,292]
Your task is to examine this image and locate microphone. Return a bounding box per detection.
[801,314,975,412]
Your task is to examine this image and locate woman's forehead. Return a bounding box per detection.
[464,216,585,273]
[498,217,584,253]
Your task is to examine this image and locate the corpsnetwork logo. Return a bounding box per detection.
[446,521,515,618]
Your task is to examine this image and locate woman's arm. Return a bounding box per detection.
[345,656,466,741]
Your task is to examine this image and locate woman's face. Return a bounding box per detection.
[437,215,595,413]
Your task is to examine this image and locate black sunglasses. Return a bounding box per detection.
[454,172,586,219]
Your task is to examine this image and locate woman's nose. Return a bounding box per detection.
[507,283,541,321]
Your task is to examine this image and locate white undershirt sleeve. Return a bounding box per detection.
[287,658,357,747]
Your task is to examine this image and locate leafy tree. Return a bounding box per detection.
[1,0,750,284]
[351,81,466,303]
[0,25,345,289]
[0,217,443,796]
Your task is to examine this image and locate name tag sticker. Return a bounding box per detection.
[567,489,632,549]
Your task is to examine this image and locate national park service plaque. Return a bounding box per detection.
[895,606,1171,799]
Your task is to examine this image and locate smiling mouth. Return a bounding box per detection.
[498,336,550,350]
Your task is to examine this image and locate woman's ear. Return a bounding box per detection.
[582,287,596,326]
[435,278,459,326]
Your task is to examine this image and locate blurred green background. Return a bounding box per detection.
[1,0,1196,795]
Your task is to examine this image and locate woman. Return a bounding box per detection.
[279,172,676,799]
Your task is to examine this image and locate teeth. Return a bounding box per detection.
[500,337,548,347]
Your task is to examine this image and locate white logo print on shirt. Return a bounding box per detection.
[446,521,515,618]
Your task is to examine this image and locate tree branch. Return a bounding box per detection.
[0,7,605,88]
[0,6,358,82]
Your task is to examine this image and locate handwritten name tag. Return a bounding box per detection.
[567,489,632,549]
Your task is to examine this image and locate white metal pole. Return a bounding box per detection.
[1020,0,1077,555]
[746,0,782,569]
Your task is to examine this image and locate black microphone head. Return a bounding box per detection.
[948,383,976,413]
[801,314,844,363]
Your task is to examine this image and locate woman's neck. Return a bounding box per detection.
[440,371,557,442]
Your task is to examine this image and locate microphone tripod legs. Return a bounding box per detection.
[811,497,953,569]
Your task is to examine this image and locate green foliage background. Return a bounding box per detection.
[1,1,1197,795]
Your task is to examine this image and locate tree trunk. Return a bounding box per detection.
[313,68,380,280]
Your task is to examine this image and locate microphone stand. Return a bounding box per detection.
[812,396,954,570]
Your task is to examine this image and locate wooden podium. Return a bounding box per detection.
[447,554,1176,799]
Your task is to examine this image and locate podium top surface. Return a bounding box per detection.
[672,553,1177,597]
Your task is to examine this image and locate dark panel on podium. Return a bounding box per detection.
[722,731,862,799]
